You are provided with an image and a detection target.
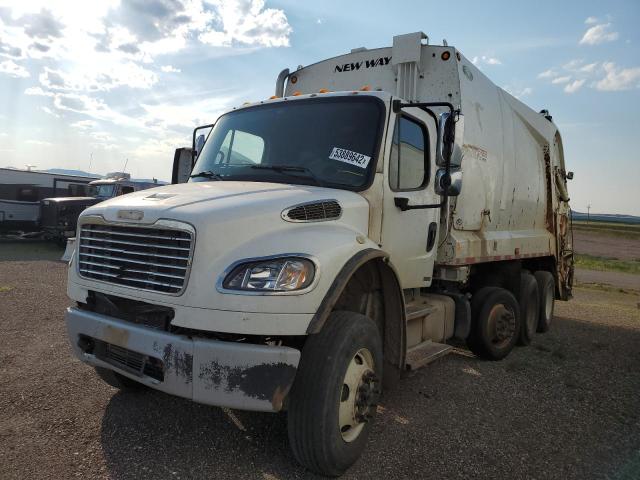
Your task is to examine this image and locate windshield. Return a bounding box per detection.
[88,184,116,198]
[190,96,384,190]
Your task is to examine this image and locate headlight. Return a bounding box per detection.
[223,257,315,292]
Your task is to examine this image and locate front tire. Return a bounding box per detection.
[287,311,383,477]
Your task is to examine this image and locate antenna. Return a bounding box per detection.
[586,204,591,223]
[88,152,93,173]
[122,158,129,173]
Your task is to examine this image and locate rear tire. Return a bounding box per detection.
[467,287,521,360]
[517,272,539,346]
[287,311,383,477]
[534,271,555,332]
[94,367,147,391]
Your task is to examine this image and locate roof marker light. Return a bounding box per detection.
[269,95,279,99]
[292,91,302,96]
[360,85,371,91]
[318,88,329,93]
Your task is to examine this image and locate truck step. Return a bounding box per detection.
[405,341,452,370]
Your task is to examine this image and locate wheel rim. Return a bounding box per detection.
[544,283,554,320]
[338,348,380,443]
[487,304,516,348]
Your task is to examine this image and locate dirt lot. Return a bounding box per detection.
[573,228,640,262]
[1,247,639,479]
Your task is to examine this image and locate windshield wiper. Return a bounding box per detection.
[190,170,224,180]
[250,164,324,187]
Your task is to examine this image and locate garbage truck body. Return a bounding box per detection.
[64,32,573,476]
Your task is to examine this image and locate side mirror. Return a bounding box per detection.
[194,134,206,157]
[172,147,194,184]
[435,168,462,196]
[436,113,454,166]
[436,112,464,168]
[566,171,574,180]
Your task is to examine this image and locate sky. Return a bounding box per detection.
[0,0,638,215]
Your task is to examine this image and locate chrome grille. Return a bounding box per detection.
[284,200,342,222]
[77,222,193,294]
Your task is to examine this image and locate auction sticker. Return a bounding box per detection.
[329,147,371,169]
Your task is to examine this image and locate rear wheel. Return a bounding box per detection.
[467,287,521,360]
[517,272,540,346]
[287,311,382,477]
[535,271,555,332]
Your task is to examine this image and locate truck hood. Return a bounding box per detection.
[82,181,370,235]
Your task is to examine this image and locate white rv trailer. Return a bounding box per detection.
[64,32,573,475]
[0,167,97,232]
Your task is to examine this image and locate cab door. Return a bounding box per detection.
[380,107,440,288]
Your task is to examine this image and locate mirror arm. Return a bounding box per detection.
[392,101,462,212]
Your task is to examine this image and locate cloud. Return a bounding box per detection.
[551,75,571,84]
[585,16,598,25]
[564,79,585,93]
[39,63,158,92]
[537,69,556,79]
[580,22,619,45]
[161,64,180,73]
[472,55,502,66]
[22,9,65,39]
[70,119,98,130]
[25,139,53,146]
[0,59,29,77]
[594,62,640,91]
[41,106,60,117]
[199,0,292,47]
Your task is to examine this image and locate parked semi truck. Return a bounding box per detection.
[65,32,573,476]
[41,173,158,244]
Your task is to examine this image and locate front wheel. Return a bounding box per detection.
[287,311,383,477]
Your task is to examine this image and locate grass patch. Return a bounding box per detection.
[575,254,640,275]
[0,285,13,293]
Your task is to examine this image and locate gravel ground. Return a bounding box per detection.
[1,259,640,480]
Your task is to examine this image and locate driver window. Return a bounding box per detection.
[216,130,264,165]
[389,116,428,191]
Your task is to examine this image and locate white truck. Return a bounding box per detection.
[65,32,573,476]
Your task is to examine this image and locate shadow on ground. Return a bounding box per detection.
[0,239,63,262]
[99,313,640,480]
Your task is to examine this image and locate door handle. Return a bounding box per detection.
[426,222,438,252]
[394,197,444,211]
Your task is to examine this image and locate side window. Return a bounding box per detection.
[17,186,39,201]
[68,184,88,197]
[389,116,428,191]
[121,186,134,195]
[216,130,265,165]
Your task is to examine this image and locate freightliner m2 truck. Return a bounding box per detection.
[65,32,573,476]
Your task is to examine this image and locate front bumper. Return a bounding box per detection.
[65,307,300,412]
